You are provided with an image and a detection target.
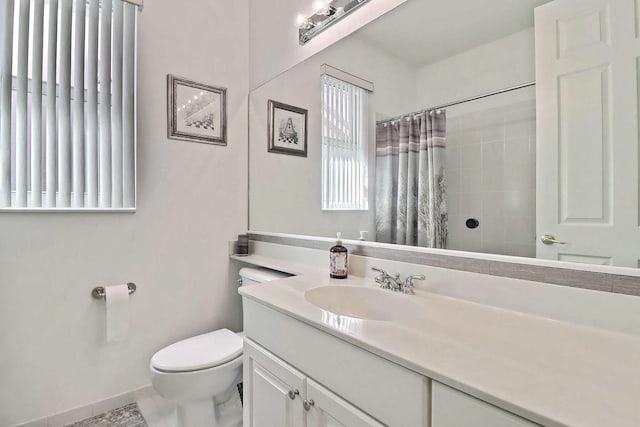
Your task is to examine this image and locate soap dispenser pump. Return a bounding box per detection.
[330,232,348,279]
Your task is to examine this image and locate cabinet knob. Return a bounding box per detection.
[303,399,315,411]
[288,389,300,400]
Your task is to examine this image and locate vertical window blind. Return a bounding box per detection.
[0,0,138,210]
[321,74,368,210]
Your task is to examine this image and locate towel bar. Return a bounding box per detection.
[92,282,136,299]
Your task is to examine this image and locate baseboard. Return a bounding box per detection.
[15,385,153,427]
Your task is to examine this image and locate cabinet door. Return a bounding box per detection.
[244,339,306,427]
[306,378,385,427]
[432,382,538,427]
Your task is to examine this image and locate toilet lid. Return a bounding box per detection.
[151,329,243,372]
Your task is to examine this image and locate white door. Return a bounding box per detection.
[305,379,385,427]
[243,339,306,427]
[431,382,538,427]
[535,0,640,267]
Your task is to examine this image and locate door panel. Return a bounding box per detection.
[306,379,384,427]
[244,339,305,427]
[556,3,609,58]
[558,65,611,223]
[536,0,640,267]
[432,382,538,427]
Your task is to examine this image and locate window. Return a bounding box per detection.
[321,73,369,211]
[0,0,139,210]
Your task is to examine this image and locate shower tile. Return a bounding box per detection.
[504,164,534,191]
[503,216,535,246]
[481,217,506,255]
[481,163,504,192]
[504,190,534,218]
[505,118,535,140]
[482,192,504,218]
[446,192,461,217]
[460,144,481,170]
[456,129,482,146]
[460,193,483,219]
[504,137,531,165]
[482,141,505,167]
[446,146,461,171]
[480,124,506,143]
[460,169,482,193]
[447,170,461,194]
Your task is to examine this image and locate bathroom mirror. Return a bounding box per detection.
[249,0,640,270]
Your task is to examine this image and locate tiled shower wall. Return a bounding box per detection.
[446,98,536,257]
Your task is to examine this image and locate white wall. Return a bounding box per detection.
[0,0,249,425]
[414,28,536,112]
[249,0,408,89]
[249,36,416,240]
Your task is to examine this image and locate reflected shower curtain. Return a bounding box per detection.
[375,110,447,247]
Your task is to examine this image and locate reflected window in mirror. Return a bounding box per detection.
[321,75,369,211]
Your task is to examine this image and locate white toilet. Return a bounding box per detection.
[150,267,291,427]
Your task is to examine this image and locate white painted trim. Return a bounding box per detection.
[320,64,375,92]
[0,208,136,213]
[123,0,142,7]
[15,385,152,427]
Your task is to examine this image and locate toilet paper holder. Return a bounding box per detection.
[92,282,137,299]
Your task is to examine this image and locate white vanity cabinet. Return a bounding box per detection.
[242,299,430,426]
[432,382,539,427]
[305,379,384,427]
[244,339,305,427]
[244,338,384,427]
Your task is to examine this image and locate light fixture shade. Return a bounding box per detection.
[298,0,371,45]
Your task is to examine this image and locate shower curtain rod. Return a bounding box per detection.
[376,81,536,125]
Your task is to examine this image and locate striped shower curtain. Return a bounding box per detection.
[375,110,448,248]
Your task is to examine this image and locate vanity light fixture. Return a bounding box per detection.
[298,0,372,45]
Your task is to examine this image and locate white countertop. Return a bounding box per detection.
[237,266,640,427]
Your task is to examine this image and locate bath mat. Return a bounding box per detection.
[65,402,147,427]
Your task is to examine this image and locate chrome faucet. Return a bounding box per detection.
[372,267,403,291]
[402,274,425,295]
[371,267,424,294]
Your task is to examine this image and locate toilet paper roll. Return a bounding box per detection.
[105,284,130,342]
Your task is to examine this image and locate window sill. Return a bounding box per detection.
[0,208,136,213]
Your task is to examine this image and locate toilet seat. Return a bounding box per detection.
[151,329,243,372]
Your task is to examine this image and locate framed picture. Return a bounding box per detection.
[167,75,227,146]
[268,100,308,157]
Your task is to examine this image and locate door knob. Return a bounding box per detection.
[540,234,567,245]
[303,399,315,411]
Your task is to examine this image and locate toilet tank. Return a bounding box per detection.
[239,267,291,286]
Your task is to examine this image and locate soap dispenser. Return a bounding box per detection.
[330,232,348,279]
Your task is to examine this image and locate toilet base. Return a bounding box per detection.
[173,381,242,427]
[176,398,216,427]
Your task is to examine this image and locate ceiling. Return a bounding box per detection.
[353,0,553,68]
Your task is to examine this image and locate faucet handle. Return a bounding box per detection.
[402,274,425,294]
[371,266,388,275]
[372,267,392,289]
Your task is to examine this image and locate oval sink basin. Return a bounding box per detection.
[304,286,424,321]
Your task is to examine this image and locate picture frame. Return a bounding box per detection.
[267,100,308,157]
[167,75,227,146]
